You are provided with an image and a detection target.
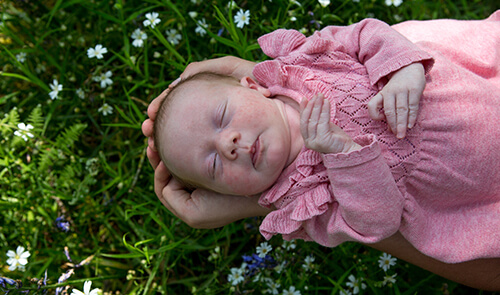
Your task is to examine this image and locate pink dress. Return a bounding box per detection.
[254,12,500,263]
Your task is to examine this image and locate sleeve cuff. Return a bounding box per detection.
[322,134,381,168]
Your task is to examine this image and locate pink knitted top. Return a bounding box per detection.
[254,14,500,263]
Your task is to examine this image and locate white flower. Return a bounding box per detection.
[302,255,315,271]
[227,267,244,286]
[6,246,30,271]
[265,279,280,294]
[234,9,250,29]
[378,252,397,272]
[76,88,85,99]
[346,275,366,295]
[35,63,46,74]
[339,289,352,295]
[352,0,360,2]
[71,280,100,295]
[93,71,113,88]
[382,273,397,286]
[49,79,63,99]
[188,11,198,18]
[16,52,27,63]
[318,0,330,7]
[227,1,237,10]
[274,261,286,274]
[98,103,113,116]
[131,29,147,47]
[165,29,182,45]
[282,240,296,250]
[195,18,208,36]
[256,242,272,258]
[14,123,35,141]
[144,12,161,28]
[282,286,301,295]
[87,44,108,59]
[385,0,403,7]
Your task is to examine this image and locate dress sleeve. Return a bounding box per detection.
[259,135,405,246]
[314,18,434,86]
[319,134,405,244]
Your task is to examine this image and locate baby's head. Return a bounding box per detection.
[154,72,296,196]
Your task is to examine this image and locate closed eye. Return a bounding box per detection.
[220,101,227,127]
[212,154,218,179]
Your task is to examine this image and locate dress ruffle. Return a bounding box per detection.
[259,149,334,240]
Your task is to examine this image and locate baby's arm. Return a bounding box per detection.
[316,19,432,138]
[299,94,404,242]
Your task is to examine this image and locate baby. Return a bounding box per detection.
[145,12,500,290]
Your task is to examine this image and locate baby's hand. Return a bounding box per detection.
[367,63,426,139]
[300,94,361,154]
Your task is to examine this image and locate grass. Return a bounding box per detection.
[0,0,498,294]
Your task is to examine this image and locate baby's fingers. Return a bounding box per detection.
[300,96,313,140]
[300,94,325,140]
[395,92,409,139]
[407,88,420,129]
[382,92,397,134]
[368,93,385,120]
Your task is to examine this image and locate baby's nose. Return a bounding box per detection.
[217,130,240,160]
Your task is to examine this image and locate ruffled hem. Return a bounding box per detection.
[260,183,333,240]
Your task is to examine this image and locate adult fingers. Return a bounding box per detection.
[154,161,171,201]
[181,59,224,79]
[142,118,154,137]
[162,178,194,222]
[147,146,161,169]
[395,92,409,139]
[148,137,156,152]
[368,93,385,120]
[147,88,170,120]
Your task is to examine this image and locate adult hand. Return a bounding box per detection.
[367,62,426,139]
[154,161,271,229]
[181,56,257,81]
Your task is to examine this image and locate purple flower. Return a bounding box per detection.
[55,216,70,232]
[0,277,17,288]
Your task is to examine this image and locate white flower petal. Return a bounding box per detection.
[83,281,92,294]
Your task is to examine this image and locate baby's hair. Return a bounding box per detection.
[153,72,240,191]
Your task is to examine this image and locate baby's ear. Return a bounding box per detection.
[240,76,271,97]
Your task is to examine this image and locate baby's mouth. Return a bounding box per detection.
[251,136,261,167]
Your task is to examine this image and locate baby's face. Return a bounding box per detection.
[161,77,297,196]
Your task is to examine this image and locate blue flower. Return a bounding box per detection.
[0,276,17,288]
[55,216,70,232]
[241,253,277,276]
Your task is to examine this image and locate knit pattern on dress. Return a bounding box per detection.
[254,26,429,187]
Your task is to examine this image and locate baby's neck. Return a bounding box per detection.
[274,94,303,167]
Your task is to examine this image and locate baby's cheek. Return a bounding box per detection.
[224,172,254,194]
